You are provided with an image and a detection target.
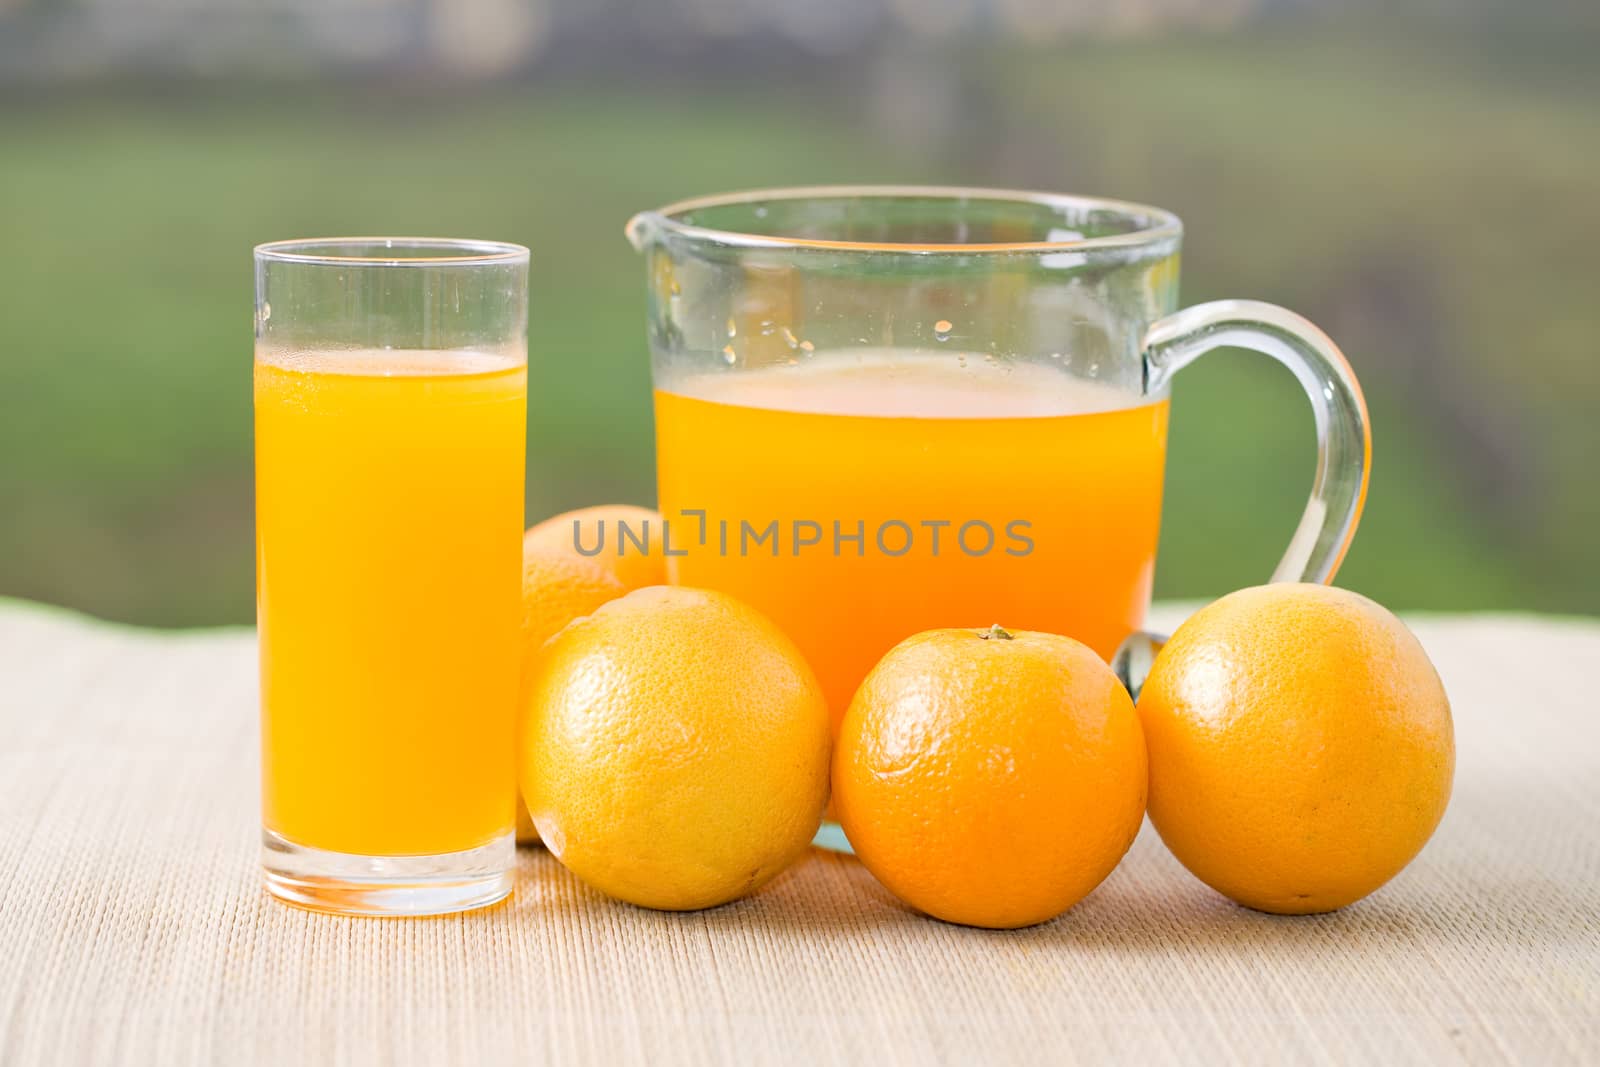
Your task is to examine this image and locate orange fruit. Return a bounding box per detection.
[833,625,1147,929]
[1137,583,1454,914]
[515,547,626,844]
[520,548,626,669]
[521,586,830,910]
[523,504,667,592]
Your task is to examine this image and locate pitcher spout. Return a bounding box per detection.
[624,211,665,253]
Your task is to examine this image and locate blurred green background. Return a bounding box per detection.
[1,0,1596,626]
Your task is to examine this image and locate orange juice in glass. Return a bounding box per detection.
[628,189,1369,848]
[254,238,528,916]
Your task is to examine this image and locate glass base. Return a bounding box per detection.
[262,828,514,917]
[811,820,854,854]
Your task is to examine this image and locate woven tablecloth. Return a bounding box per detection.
[0,599,1596,1065]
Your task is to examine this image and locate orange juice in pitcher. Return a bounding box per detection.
[655,350,1169,722]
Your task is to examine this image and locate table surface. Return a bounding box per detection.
[0,599,1596,1066]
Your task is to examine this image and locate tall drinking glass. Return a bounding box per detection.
[627,188,1369,845]
[254,238,528,915]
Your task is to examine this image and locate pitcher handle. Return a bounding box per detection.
[1112,299,1371,699]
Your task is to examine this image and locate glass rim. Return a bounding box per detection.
[253,237,529,267]
[632,185,1184,254]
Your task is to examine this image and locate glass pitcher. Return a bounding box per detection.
[626,186,1368,837]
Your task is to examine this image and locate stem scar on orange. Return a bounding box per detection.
[833,624,1148,929]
